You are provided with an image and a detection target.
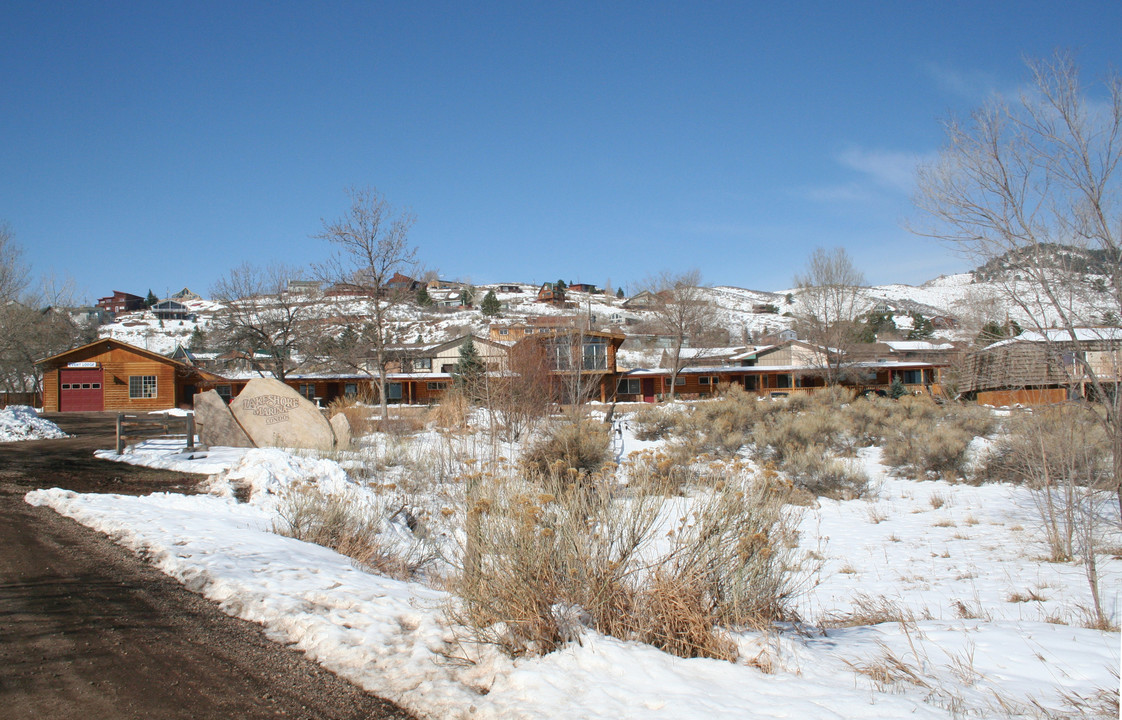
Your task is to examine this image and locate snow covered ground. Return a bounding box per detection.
[23,413,1121,719]
[0,405,68,442]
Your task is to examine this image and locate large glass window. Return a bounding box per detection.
[582,338,608,370]
[549,339,572,370]
[617,378,641,394]
[129,375,157,399]
[902,369,924,385]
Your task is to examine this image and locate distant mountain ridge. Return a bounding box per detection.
[972,243,1120,282]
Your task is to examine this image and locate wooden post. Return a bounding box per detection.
[116,413,124,454]
[185,413,195,450]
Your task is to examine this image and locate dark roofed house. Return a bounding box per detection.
[537,282,566,305]
[96,291,145,315]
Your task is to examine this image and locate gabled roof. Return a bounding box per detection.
[36,337,228,382]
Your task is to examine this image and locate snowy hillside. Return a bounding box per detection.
[95,270,1110,356]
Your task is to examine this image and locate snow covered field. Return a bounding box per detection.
[23,412,1121,719]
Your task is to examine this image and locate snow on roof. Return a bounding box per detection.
[883,341,956,351]
[984,327,1122,350]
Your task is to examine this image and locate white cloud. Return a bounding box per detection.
[922,62,1001,101]
[835,147,934,194]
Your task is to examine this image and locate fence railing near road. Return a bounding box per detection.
[116,413,195,454]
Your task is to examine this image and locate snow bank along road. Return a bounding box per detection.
[0,412,415,720]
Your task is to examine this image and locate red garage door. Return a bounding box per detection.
[59,368,104,411]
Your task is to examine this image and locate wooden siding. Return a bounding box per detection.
[41,343,184,411]
[976,388,1068,407]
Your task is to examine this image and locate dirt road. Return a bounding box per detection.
[0,413,415,720]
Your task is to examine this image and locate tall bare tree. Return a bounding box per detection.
[0,222,27,304]
[642,269,711,400]
[210,262,316,382]
[914,52,1121,514]
[316,187,418,420]
[0,229,85,399]
[792,247,867,385]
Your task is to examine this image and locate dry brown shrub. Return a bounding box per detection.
[273,485,431,581]
[842,397,894,446]
[780,444,868,499]
[452,467,805,661]
[624,449,700,496]
[631,403,683,441]
[883,411,973,480]
[755,405,847,461]
[522,420,611,478]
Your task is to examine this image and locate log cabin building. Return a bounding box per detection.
[38,338,223,412]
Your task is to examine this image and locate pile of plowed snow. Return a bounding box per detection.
[0,405,69,442]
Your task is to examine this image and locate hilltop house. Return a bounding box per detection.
[96,291,145,315]
[152,299,195,321]
[537,282,566,306]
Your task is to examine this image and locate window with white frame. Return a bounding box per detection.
[129,375,157,399]
[416,357,432,370]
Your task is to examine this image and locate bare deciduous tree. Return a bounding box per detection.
[210,263,316,382]
[316,187,418,420]
[641,269,711,400]
[792,247,867,385]
[0,222,28,304]
[0,230,86,399]
[914,52,1122,515]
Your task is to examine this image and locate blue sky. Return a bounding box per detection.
[2,1,1118,303]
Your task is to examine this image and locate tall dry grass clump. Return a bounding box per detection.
[326,394,377,436]
[452,466,805,660]
[427,387,472,431]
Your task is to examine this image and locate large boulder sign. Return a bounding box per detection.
[195,379,341,452]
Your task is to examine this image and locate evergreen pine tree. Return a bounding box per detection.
[416,286,433,306]
[889,376,907,399]
[906,313,934,340]
[188,326,207,351]
[454,337,485,396]
[554,279,567,292]
[145,289,158,308]
[480,289,501,316]
[616,287,625,299]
